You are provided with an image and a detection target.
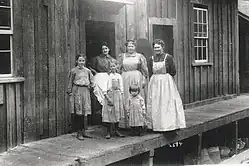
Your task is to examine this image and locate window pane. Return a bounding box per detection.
[0,35,10,50]
[203,11,207,23]
[194,23,198,33]
[199,10,202,23]
[195,47,198,60]
[203,47,207,60]
[198,47,202,60]
[0,7,10,28]
[0,0,10,6]
[194,38,197,46]
[0,52,11,74]
[194,9,197,22]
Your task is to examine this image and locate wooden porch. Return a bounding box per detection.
[1,94,249,166]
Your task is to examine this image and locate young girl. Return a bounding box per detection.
[67,54,94,140]
[126,83,146,136]
[102,61,125,139]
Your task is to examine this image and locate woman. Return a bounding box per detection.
[89,43,117,121]
[118,40,149,128]
[147,39,186,132]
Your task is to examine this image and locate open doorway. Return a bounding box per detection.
[152,25,174,55]
[239,16,249,93]
[85,20,115,125]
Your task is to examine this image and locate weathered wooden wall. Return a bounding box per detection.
[0,0,239,153]
[147,0,239,104]
[0,81,24,152]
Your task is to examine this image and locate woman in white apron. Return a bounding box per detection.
[147,39,186,132]
[118,40,149,128]
[89,43,117,119]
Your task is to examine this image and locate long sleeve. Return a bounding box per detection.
[88,57,98,74]
[118,74,124,94]
[166,54,176,76]
[117,53,124,74]
[148,56,153,78]
[139,54,149,78]
[67,69,75,94]
[140,97,146,114]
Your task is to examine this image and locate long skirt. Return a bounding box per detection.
[119,70,146,128]
[102,90,124,123]
[70,85,91,116]
[147,73,186,131]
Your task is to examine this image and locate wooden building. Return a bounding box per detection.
[0,0,239,153]
[238,0,249,93]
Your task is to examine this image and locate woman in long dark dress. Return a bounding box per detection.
[147,39,186,132]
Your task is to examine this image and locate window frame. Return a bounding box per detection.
[0,0,13,77]
[193,6,209,63]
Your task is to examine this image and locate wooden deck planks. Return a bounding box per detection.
[1,95,249,166]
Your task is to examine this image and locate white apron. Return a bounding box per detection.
[147,55,186,131]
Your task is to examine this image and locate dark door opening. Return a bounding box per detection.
[239,16,249,93]
[85,20,115,125]
[152,25,174,56]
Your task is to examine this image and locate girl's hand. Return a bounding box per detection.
[68,92,72,96]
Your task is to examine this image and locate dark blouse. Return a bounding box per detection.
[148,53,176,78]
[88,54,116,73]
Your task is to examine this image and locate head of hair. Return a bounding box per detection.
[152,39,165,49]
[125,39,136,47]
[129,83,140,94]
[75,53,86,66]
[101,42,109,48]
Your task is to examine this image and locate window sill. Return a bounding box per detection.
[192,62,213,67]
[0,77,25,84]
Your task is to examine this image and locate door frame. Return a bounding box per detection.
[148,17,177,43]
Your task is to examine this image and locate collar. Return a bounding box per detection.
[126,52,136,57]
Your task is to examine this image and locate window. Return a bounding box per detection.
[193,6,208,62]
[0,0,12,76]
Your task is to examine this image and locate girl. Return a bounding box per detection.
[67,54,94,140]
[102,61,125,139]
[126,83,146,136]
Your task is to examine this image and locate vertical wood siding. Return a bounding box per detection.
[0,83,24,153]
[0,0,239,152]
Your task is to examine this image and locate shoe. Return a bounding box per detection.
[115,131,125,137]
[76,131,84,141]
[82,130,93,138]
[105,133,111,139]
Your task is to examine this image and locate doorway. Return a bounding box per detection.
[239,16,249,93]
[85,20,115,125]
[152,24,174,55]
[85,20,115,60]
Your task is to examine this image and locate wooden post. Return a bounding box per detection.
[235,121,238,155]
[142,150,154,166]
[197,133,203,165]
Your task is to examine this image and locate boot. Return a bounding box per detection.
[114,123,125,137]
[81,116,92,138]
[76,130,84,141]
[105,123,111,139]
[70,113,76,133]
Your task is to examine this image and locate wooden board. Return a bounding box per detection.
[0,84,6,153]
[22,0,37,143]
[15,83,22,146]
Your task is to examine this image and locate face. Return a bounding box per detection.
[131,90,138,97]
[153,43,164,55]
[127,42,136,54]
[102,45,110,55]
[77,56,85,68]
[110,63,116,73]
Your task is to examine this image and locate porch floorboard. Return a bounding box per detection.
[1,95,249,166]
